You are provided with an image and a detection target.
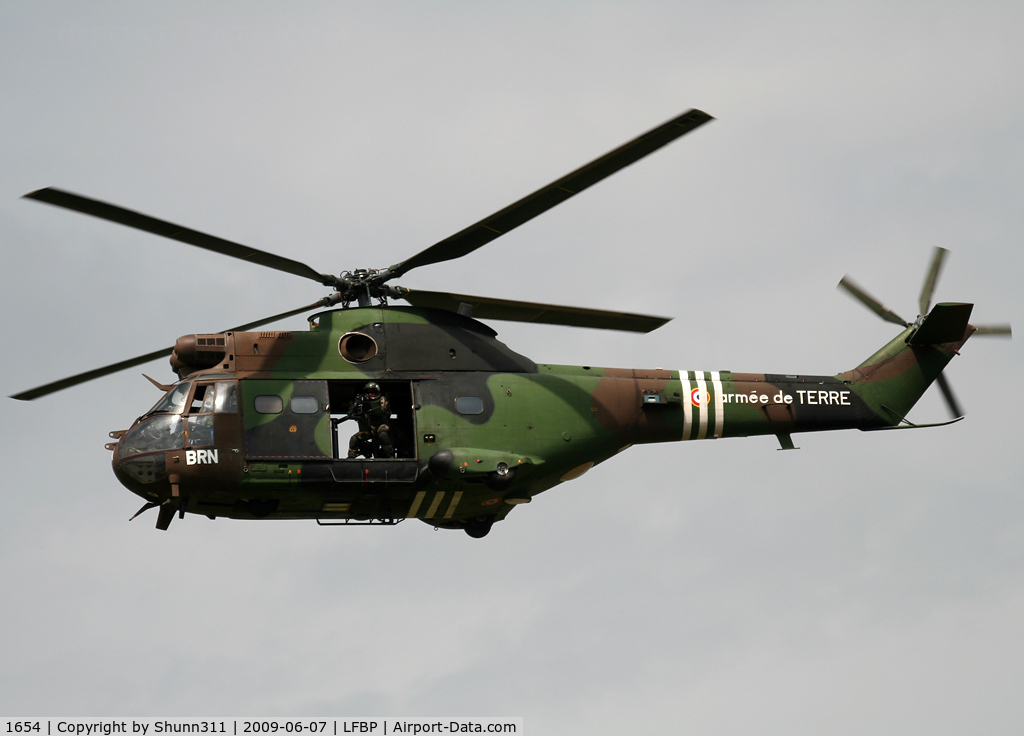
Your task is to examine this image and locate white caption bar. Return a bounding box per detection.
[0,719,523,736]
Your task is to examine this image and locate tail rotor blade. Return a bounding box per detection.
[972,324,1012,336]
[838,276,909,326]
[919,246,948,315]
[935,372,963,419]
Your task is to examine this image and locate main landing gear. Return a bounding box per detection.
[464,516,494,539]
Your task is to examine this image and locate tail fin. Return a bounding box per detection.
[840,303,974,423]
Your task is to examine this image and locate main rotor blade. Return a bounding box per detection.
[23,188,335,285]
[223,300,329,332]
[972,323,1012,336]
[10,347,175,401]
[919,246,948,314]
[935,372,963,419]
[10,301,325,401]
[397,288,671,333]
[389,109,714,278]
[838,276,909,326]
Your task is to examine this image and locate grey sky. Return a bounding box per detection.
[1,2,1022,733]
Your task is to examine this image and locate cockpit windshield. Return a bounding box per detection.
[118,414,185,459]
[147,382,192,415]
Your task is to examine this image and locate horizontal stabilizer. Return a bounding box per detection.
[907,302,973,345]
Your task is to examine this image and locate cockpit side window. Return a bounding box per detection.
[184,382,234,447]
[147,382,192,415]
[187,415,215,447]
[214,382,238,413]
[201,385,217,413]
[189,384,209,413]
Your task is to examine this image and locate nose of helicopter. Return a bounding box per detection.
[110,414,182,492]
[112,447,171,491]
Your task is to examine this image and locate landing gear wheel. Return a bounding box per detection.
[464,517,493,538]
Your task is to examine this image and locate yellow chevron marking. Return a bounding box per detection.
[425,491,445,518]
[407,491,426,518]
[443,491,463,519]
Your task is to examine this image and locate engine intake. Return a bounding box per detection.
[171,334,227,376]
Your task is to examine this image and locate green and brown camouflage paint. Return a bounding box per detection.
[112,305,973,532]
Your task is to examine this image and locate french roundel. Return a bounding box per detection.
[691,387,708,408]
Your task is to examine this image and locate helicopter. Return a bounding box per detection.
[11,108,1011,538]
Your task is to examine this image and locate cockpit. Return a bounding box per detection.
[115,379,238,486]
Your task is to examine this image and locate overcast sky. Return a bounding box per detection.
[1,2,1022,733]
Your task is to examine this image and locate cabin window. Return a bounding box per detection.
[455,396,484,415]
[254,395,284,414]
[290,395,320,414]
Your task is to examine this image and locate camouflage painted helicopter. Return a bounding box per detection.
[12,109,1011,537]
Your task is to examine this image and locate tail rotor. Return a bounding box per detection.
[838,246,1011,419]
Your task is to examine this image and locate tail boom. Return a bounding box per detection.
[583,326,974,447]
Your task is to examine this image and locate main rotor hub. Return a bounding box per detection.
[333,268,399,307]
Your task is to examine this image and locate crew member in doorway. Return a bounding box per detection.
[347,382,395,459]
